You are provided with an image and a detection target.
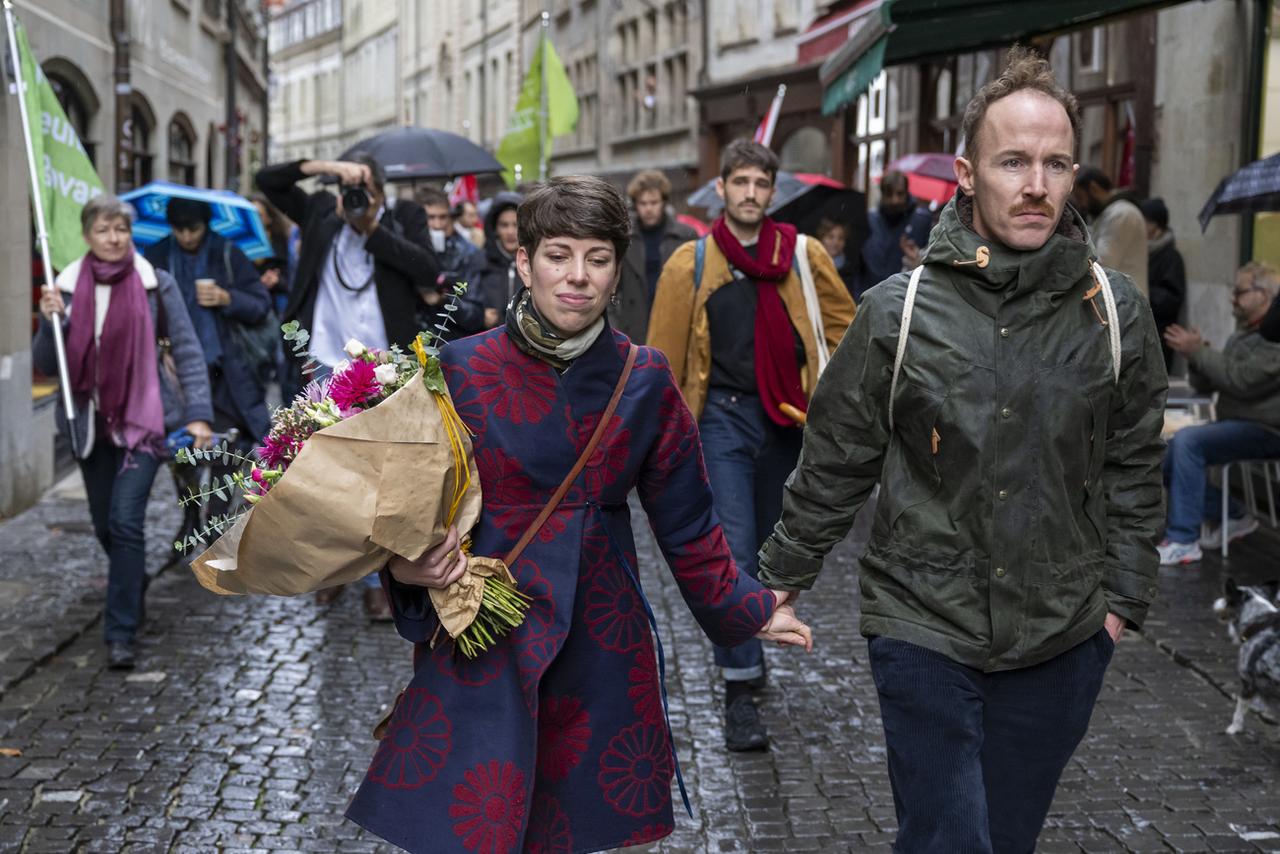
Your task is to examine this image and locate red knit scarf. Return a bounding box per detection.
[710,216,805,426]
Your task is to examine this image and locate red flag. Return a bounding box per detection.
[448,174,478,207]
[753,85,787,148]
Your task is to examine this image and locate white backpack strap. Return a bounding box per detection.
[1091,262,1122,385]
[888,265,926,431]
[794,235,831,375]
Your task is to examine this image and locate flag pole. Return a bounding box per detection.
[538,10,549,181]
[4,0,79,456]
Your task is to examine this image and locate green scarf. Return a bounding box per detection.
[505,287,606,370]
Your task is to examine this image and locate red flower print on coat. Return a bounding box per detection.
[468,335,557,425]
[627,650,664,726]
[436,643,507,687]
[598,722,673,817]
[367,688,452,789]
[477,449,572,543]
[537,695,591,781]
[524,793,573,854]
[517,632,566,713]
[622,824,675,846]
[669,527,733,608]
[450,760,528,854]
[583,565,648,653]
[567,413,631,496]
[721,589,777,646]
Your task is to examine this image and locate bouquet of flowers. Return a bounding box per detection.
[178,310,529,657]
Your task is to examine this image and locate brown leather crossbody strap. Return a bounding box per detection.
[504,344,638,567]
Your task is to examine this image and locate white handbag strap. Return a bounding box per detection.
[794,235,831,375]
[888,264,925,431]
[1092,262,1122,385]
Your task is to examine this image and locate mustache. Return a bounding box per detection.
[1010,202,1055,218]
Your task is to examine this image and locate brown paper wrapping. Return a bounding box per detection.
[427,556,517,639]
[190,370,484,605]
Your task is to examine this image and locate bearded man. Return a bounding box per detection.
[758,48,1167,851]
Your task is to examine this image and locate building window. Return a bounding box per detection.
[779,126,830,175]
[168,115,197,185]
[123,97,155,190]
[46,72,96,165]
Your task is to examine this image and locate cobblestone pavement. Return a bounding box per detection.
[0,484,1278,853]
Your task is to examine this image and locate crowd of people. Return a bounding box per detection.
[30,39,1280,854]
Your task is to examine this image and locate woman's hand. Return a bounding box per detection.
[39,288,65,320]
[185,420,214,449]
[388,525,468,590]
[756,598,813,651]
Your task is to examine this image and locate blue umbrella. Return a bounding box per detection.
[120,181,273,260]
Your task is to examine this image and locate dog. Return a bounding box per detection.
[1213,579,1280,735]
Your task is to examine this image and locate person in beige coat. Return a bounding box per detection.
[1071,166,1148,296]
[646,139,854,752]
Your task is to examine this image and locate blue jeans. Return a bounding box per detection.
[699,389,802,682]
[1163,420,1280,543]
[869,632,1113,853]
[79,439,164,644]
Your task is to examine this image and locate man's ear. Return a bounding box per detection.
[954,156,976,197]
[715,176,726,201]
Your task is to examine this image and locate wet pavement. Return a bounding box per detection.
[0,477,1277,853]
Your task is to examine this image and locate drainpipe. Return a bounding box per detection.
[110,0,132,192]
[1240,0,1269,263]
[225,0,239,190]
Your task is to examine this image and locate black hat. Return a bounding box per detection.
[166,197,213,227]
[1139,197,1169,230]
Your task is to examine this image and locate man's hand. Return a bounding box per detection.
[301,159,372,188]
[185,420,214,449]
[1104,612,1125,644]
[484,308,501,328]
[260,268,281,290]
[420,288,445,307]
[38,287,65,320]
[1163,323,1205,355]
[900,235,922,270]
[388,525,468,590]
[195,280,232,308]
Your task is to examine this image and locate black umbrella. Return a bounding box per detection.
[338,127,503,181]
[1199,152,1280,231]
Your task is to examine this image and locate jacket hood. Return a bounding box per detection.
[484,192,523,239]
[921,192,1097,294]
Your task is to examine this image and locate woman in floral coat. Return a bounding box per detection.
[345,176,810,854]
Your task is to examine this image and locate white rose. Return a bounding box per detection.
[374,363,399,386]
[343,338,366,358]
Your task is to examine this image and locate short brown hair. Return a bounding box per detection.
[961,45,1080,160]
[415,187,450,211]
[518,175,632,261]
[80,194,133,235]
[813,218,846,240]
[627,170,671,202]
[720,138,779,183]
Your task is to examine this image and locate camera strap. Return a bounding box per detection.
[331,227,376,293]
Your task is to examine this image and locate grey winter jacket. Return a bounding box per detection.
[1188,324,1280,429]
[33,256,214,447]
[758,194,1168,672]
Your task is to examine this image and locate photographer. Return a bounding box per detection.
[254,154,439,373]
[254,153,439,620]
[416,188,487,339]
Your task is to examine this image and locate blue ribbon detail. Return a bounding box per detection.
[589,501,693,819]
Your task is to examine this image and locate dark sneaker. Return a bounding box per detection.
[747,659,768,692]
[724,694,769,752]
[107,642,136,671]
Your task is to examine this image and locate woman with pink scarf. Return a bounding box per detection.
[34,195,213,671]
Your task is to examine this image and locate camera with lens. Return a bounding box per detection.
[341,184,371,220]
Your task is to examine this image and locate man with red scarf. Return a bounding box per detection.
[647,139,854,750]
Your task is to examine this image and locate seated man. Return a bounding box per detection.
[1161,262,1280,563]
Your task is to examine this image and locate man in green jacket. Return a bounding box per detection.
[758,48,1167,852]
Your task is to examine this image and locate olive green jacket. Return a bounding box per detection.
[758,195,1168,672]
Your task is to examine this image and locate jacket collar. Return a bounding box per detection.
[921,192,1096,295]
[56,252,159,293]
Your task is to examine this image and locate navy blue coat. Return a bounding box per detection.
[346,327,776,853]
[144,233,272,440]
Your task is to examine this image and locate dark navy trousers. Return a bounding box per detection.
[868,630,1114,853]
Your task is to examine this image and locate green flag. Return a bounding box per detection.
[496,33,579,188]
[13,16,104,272]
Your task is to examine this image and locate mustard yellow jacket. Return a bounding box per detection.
[645,234,856,420]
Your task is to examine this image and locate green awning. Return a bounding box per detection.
[820,0,1187,116]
